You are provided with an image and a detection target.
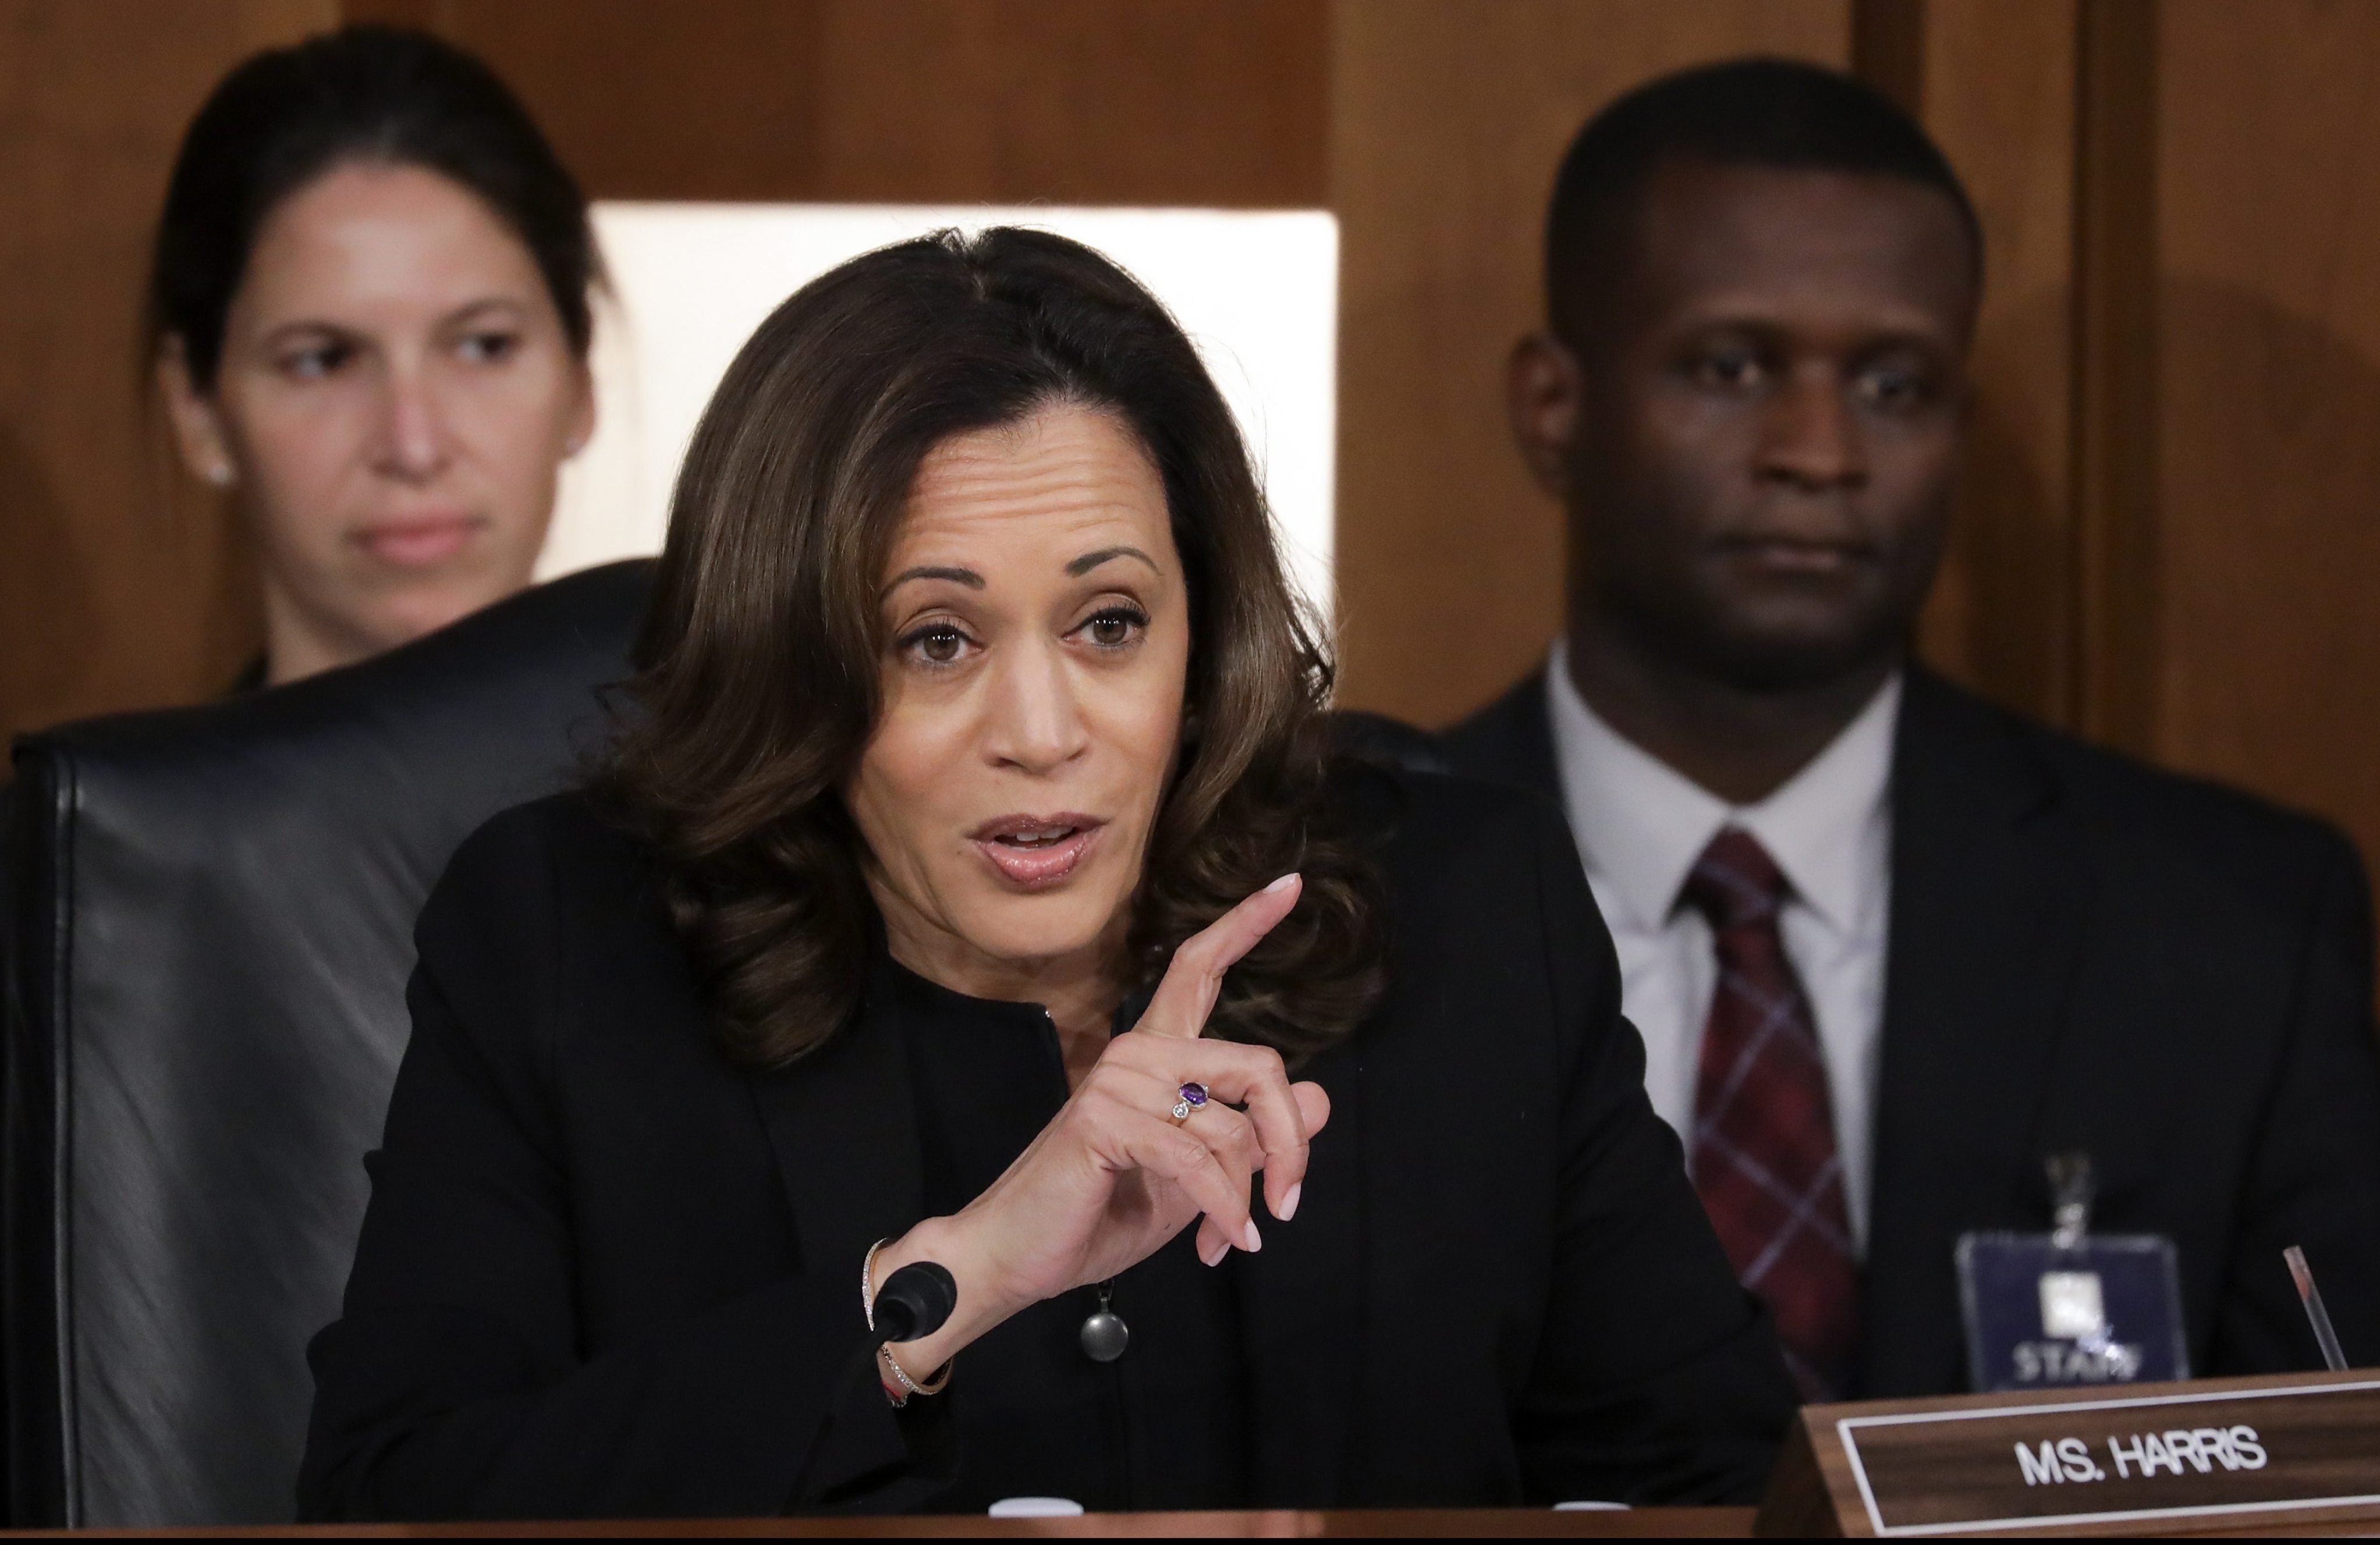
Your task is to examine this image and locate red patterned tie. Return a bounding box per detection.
[1684,827,1859,1402]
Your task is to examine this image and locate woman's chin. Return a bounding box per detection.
[953,889,1126,972]
[352,568,533,651]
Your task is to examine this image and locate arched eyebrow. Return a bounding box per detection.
[1066,545,1159,577]
[881,548,1154,597]
[882,565,985,597]
[442,296,533,329]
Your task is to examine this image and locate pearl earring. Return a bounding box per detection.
[205,463,235,488]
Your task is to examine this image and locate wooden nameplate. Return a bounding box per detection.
[1754,1368,2380,1536]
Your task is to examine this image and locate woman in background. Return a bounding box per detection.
[148,25,597,688]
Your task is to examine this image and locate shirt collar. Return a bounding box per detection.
[1545,639,1900,935]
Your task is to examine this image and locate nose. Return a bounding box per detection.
[373,357,453,483]
[1757,367,1868,493]
[982,637,1091,775]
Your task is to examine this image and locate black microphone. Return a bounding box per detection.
[873,1260,959,1342]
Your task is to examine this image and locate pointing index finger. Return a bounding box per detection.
[1138,873,1301,1041]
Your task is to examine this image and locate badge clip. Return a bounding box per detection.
[1955,1152,2189,1393]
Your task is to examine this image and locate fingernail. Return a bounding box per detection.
[1264,873,1299,894]
[1242,1219,1264,1252]
[1278,1182,1301,1222]
[1201,1233,1229,1267]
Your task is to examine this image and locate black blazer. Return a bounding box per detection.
[298,766,1797,1520]
[1443,665,2380,1397]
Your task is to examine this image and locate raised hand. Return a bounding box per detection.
[869,874,1331,1370]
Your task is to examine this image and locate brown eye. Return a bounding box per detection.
[1693,349,1763,392]
[896,620,973,667]
[458,330,522,365]
[1856,362,1930,411]
[1079,606,1147,650]
[281,341,353,380]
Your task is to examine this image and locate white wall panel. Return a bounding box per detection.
[541,204,1339,619]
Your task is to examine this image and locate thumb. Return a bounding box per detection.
[1292,1080,1331,1138]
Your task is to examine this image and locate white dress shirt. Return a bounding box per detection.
[1544,640,1899,1251]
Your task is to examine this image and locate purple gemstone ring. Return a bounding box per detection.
[1169,1081,1209,1124]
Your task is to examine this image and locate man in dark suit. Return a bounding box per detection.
[1443,58,2380,1400]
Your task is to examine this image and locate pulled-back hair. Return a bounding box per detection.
[1547,56,1981,343]
[150,23,597,389]
[598,228,1386,1069]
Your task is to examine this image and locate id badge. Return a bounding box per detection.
[1956,1230,2189,1391]
[1954,1153,2188,1393]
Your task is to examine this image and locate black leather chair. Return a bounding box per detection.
[1,560,651,1528]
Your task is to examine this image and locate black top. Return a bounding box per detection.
[298,764,1797,1521]
[1444,665,2380,1395]
[886,957,1245,1512]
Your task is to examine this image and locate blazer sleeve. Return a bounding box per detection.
[2212,829,2380,1373]
[297,811,953,1521]
[1507,800,1800,1506]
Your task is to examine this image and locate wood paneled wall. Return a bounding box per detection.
[345,0,1329,208]
[10,0,2380,889]
[1900,0,2081,732]
[0,0,328,738]
[1847,0,2380,880]
[2148,0,2380,883]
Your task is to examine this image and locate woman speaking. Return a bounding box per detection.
[299,229,1795,1519]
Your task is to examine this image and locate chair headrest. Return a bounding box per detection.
[4,559,652,1528]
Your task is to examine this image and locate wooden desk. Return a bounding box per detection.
[31,1501,2371,1536]
[80,1509,1758,1538]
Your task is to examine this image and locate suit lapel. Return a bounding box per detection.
[1863,671,2093,1394]
[1235,1036,1365,1507]
[747,969,925,1288]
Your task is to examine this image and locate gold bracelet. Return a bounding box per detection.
[877,1340,952,1405]
[861,1238,888,1331]
[863,1238,952,1406]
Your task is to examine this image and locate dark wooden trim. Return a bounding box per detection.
[1852,0,1928,118]
[2069,0,2161,754]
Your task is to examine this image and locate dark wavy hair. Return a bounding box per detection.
[597,228,1386,1069]
[148,24,597,389]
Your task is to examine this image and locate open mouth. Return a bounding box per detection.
[970,815,1105,890]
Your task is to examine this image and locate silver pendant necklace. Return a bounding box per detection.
[1079,1279,1129,1362]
